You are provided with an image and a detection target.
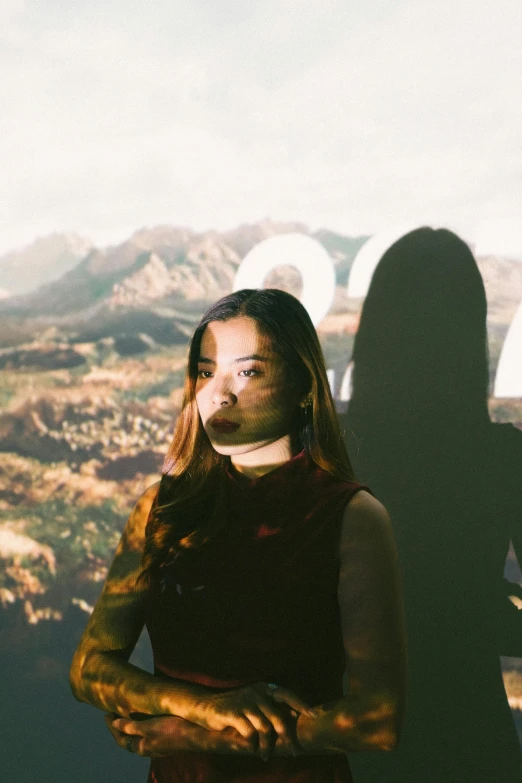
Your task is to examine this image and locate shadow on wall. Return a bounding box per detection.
[343,227,522,783]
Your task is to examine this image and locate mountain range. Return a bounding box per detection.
[0,221,367,353]
[0,233,93,298]
[0,220,521,362]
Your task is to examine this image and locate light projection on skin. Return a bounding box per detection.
[233,233,336,327]
[494,298,522,397]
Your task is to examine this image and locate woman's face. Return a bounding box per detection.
[195,315,302,457]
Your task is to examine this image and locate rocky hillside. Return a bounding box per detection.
[0,221,368,351]
[0,221,367,316]
[0,233,93,297]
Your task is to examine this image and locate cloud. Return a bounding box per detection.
[0,0,521,256]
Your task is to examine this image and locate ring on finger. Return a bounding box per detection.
[267,683,280,696]
[126,735,134,753]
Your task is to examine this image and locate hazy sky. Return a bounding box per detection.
[1,0,521,257]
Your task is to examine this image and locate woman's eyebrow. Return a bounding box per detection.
[197,354,270,365]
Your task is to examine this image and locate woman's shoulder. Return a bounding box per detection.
[135,480,161,516]
[344,486,387,511]
[338,489,396,564]
[140,480,162,503]
[341,488,391,535]
[127,480,161,540]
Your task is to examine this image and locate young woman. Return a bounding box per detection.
[70,288,406,783]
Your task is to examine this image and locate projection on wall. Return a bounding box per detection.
[234,231,522,401]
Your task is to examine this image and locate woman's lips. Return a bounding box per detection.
[210,418,240,433]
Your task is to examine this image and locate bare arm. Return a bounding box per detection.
[292,490,407,754]
[69,482,209,720]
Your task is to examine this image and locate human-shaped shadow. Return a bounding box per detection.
[341,227,522,783]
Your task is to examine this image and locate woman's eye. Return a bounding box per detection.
[197,368,261,379]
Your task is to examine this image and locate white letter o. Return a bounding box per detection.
[233,233,336,327]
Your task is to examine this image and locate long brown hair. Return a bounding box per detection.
[140,288,356,587]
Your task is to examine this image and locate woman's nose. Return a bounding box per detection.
[210,379,237,407]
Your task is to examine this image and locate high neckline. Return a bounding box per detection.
[225,448,309,491]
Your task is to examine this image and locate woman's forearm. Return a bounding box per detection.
[207,690,399,757]
[177,724,344,758]
[133,716,343,758]
[70,650,208,720]
[144,696,393,759]
[294,689,402,754]
[208,693,398,757]
[168,722,259,756]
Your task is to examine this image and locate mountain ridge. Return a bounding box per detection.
[1,221,521,360]
[0,221,366,322]
[0,233,93,297]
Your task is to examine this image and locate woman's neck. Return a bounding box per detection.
[229,433,302,481]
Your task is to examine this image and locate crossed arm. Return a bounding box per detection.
[70,483,406,758]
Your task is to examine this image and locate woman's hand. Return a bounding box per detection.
[188,682,317,760]
[106,712,172,757]
[105,712,274,759]
[105,713,220,758]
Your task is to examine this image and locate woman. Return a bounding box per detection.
[70,288,406,783]
[343,228,522,783]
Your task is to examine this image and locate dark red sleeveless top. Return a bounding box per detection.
[144,448,373,782]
